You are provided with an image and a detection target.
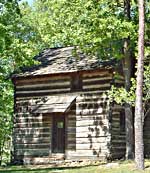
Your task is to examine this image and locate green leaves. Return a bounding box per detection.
[20,0,137,59]
[0,0,39,165]
[109,68,150,107]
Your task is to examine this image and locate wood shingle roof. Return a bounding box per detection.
[15,46,120,77]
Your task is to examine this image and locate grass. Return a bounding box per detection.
[1,161,150,173]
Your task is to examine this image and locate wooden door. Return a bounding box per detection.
[52,115,65,153]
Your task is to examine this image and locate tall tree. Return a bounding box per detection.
[123,0,134,159]
[134,0,145,170]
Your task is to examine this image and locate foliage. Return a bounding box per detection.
[20,0,137,58]
[0,0,38,165]
[110,63,150,118]
[108,63,150,113]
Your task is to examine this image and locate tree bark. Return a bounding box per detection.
[134,0,145,170]
[123,0,134,160]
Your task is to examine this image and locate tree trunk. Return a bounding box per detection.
[123,0,134,159]
[134,0,145,170]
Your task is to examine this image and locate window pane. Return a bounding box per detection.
[57,122,64,128]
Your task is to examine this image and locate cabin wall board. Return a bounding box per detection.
[65,70,112,160]
[13,112,52,163]
[110,104,126,159]
[13,69,125,164]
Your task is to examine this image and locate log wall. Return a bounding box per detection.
[13,69,124,164]
[66,71,113,160]
[109,75,126,159]
[110,104,126,159]
[13,112,52,164]
[13,74,71,164]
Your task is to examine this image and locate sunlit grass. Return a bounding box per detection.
[0,160,150,173]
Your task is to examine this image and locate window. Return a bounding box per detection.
[57,122,64,128]
[71,73,82,91]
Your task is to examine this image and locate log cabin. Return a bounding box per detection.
[12,46,126,164]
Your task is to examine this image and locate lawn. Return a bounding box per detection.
[1,161,150,173]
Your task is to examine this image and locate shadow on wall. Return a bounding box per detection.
[78,93,110,158]
[14,98,52,164]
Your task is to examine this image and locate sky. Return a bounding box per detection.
[21,0,33,6]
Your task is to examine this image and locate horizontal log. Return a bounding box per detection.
[112,112,120,115]
[111,130,121,134]
[68,116,76,121]
[16,89,109,98]
[68,131,109,138]
[68,142,109,149]
[111,115,120,119]
[15,133,51,138]
[14,122,51,128]
[16,88,70,94]
[66,150,109,157]
[14,127,51,133]
[111,147,126,152]
[14,137,51,144]
[15,117,51,124]
[67,126,76,131]
[16,81,70,89]
[76,119,109,126]
[15,113,38,118]
[67,124,110,130]
[83,79,112,86]
[15,90,109,99]
[68,115,108,122]
[15,143,51,149]
[15,149,50,156]
[111,121,120,125]
[82,71,111,78]
[83,76,112,83]
[77,103,107,110]
[68,112,108,118]
[111,140,125,144]
[15,75,70,85]
[76,116,108,121]
[83,83,110,90]
[15,116,52,123]
[16,86,70,93]
[111,135,126,140]
[111,144,126,148]
[76,108,108,115]
[73,125,109,132]
[67,135,109,145]
[67,133,109,139]
[68,137,110,144]
[112,117,120,121]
